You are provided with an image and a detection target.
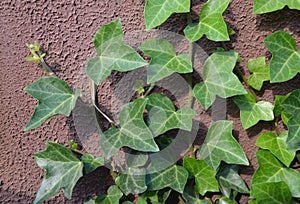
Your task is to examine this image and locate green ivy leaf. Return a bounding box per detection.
[146,94,196,136]
[97,185,123,204]
[252,150,300,197]
[233,93,274,129]
[217,164,249,198]
[274,95,289,115]
[140,189,171,204]
[282,89,300,150]
[183,157,219,196]
[100,98,159,159]
[24,77,80,131]
[81,154,104,174]
[144,0,190,30]
[139,39,192,83]
[217,197,238,204]
[33,142,83,204]
[119,168,147,195]
[193,51,246,110]
[199,120,249,170]
[147,165,188,193]
[250,181,293,204]
[87,19,148,85]
[247,57,270,91]
[184,0,230,42]
[183,186,212,204]
[255,131,295,167]
[253,0,300,14]
[264,31,300,83]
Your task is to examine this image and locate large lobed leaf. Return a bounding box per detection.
[144,0,190,30]
[87,19,148,85]
[139,38,193,83]
[33,142,83,204]
[264,31,300,83]
[247,57,270,91]
[253,0,300,14]
[24,77,80,131]
[193,51,246,110]
[184,0,230,42]
[119,168,147,195]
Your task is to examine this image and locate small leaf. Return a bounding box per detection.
[119,168,147,195]
[183,157,219,196]
[100,98,159,159]
[264,31,300,83]
[33,142,83,204]
[87,19,148,85]
[183,186,212,204]
[139,39,192,83]
[24,77,80,131]
[144,0,190,30]
[233,93,274,129]
[200,120,249,170]
[97,185,123,204]
[184,0,230,42]
[147,165,188,193]
[217,197,238,204]
[247,57,270,91]
[193,51,246,110]
[133,80,145,95]
[81,153,104,174]
[273,95,289,115]
[146,94,196,136]
[253,0,300,14]
[255,131,295,167]
[250,181,293,204]
[252,150,300,197]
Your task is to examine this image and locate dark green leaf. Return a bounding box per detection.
[253,0,300,14]
[97,185,123,204]
[200,120,249,170]
[193,51,246,110]
[247,57,270,91]
[119,168,147,195]
[33,142,83,204]
[24,77,80,131]
[183,186,212,204]
[81,153,104,174]
[274,95,289,115]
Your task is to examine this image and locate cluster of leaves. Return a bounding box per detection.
[24,0,300,203]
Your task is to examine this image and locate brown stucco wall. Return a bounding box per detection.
[1,0,300,203]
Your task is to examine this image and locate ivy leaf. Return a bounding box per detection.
[247,57,270,91]
[253,0,300,14]
[217,164,249,198]
[87,19,148,85]
[144,0,190,30]
[33,142,83,204]
[255,131,295,167]
[147,165,188,193]
[100,98,159,159]
[139,39,192,83]
[24,77,80,131]
[184,0,230,42]
[183,157,219,196]
[146,94,196,136]
[183,186,212,204]
[264,31,300,83]
[218,197,238,204]
[252,150,300,197]
[81,154,104,174]
[97,185,123,204]
[282,89,300,150]
[250,181,293,204]
[199,120,249,170]
[119,168,147,195]
[233,93,274,129]
[193,51,247,110]
[274,95,289,115]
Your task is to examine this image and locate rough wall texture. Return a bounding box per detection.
[0,0,300,203]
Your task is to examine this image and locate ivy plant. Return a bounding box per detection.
[24,0,300,203]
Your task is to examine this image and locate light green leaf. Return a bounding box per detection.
[252,150,300,197]
[282,89,300,150]
[87,19,148,85]
[147,165,188,193]
[24,77,80,131]
[193,51,247,110]
[184,0,230,42]
[247,57,270,91]
[217,197,238,204]
[119,168,147,195]
[183,186,212,204]
[253,0,300,14]
[183,157,219,196]
[144,0,190,30]
[146,94,196,136]
[233,93,274,129]
[81,154,104,174]
[139,39,192,83]
[97,185,123,204]
[255,131,295,167]
[140,189,171,204]
[274,95,289,115]
[250,181,293,204]
[100,98,159,159]
[136,198,147,204]
[33,142,83,204]
[264,31,300,83]
[200,120,249,170]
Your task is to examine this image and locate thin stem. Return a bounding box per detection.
[71,148,85,155]
[144,83,155,97]
[178,194,186,204]
[274,116,281,136]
